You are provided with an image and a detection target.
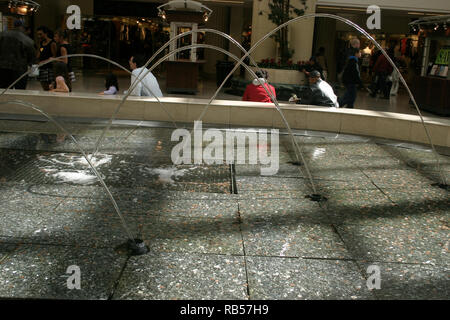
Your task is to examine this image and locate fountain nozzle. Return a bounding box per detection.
[432,183,449,191]
[127,239,149,256]
[305,194,327,202]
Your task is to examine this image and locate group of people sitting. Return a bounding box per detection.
[242,69,340,108]
[3,20,387,109]
[98,54,163,98]
[241,42,371,109]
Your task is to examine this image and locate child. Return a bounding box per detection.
[49,62,71,93]
[99,73,119,95]
[49,62,70,142]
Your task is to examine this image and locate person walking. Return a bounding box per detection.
[0,20,35,89]
[338,37,360,85]
[338,48,362,108]
[389,61,401,96]
[36,26,57,91]
[370,49,393,99]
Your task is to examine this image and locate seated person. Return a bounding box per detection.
[242,70,276,103]
[300,57,324,79]
[128,54,163,97]
[49,61,71,93]
[292,70,339,108]
[99,73,119,95]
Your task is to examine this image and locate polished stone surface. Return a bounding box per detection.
[0,119,448,300]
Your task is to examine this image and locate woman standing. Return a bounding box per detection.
[54,29,76,83]
[36,26,57,91]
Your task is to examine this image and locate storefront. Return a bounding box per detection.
[73,15,169,69]
[409,15,450,115]
[312,6,443,84]
[332,31,419,83]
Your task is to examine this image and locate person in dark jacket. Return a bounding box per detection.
[338,48,362,108]
[293,70,339,107]
[0,20,35,89]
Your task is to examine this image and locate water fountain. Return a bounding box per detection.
[0,13,448,260]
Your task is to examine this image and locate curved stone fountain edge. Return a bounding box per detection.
[1,90,449,148]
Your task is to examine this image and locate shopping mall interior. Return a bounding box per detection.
[0,0,449,302]
[1,0,449,116]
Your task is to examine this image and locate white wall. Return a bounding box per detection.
[317,0,450,13]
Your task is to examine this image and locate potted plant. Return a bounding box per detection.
[266,0,307,65]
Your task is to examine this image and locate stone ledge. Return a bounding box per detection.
[1,90,449,147]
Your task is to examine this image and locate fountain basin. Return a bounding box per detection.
[1,90,450,148]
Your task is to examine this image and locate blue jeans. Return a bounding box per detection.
[339,84,357,108]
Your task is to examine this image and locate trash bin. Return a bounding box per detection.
[216,61,235,88]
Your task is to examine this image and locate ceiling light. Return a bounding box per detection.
[8,0,40,15]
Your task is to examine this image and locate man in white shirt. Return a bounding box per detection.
[128,54,163,97]
[291,70,339,107]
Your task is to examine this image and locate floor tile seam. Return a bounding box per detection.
[329,221,448,229]
[2,239,446,267]
[239,218,344,227]
[1,242,445,269]
[347,257,381,300]
[340,151,400,204]
[0,243,21,265]
[230,164,237,195]
[328,223,372,286]
[357,161,446,188]
[377,144,450,184]
[236,202,251,299]
[110,213,240,220]
[107,255,131,300]
[235,174,310,180]
[329,215,381,301]
[240,254,449,267]
[0,239,119,250]
[237,197,309,200]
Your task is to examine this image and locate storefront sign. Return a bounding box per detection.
[435,48,450,65]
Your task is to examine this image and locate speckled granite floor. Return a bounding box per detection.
[0,119,448,300]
